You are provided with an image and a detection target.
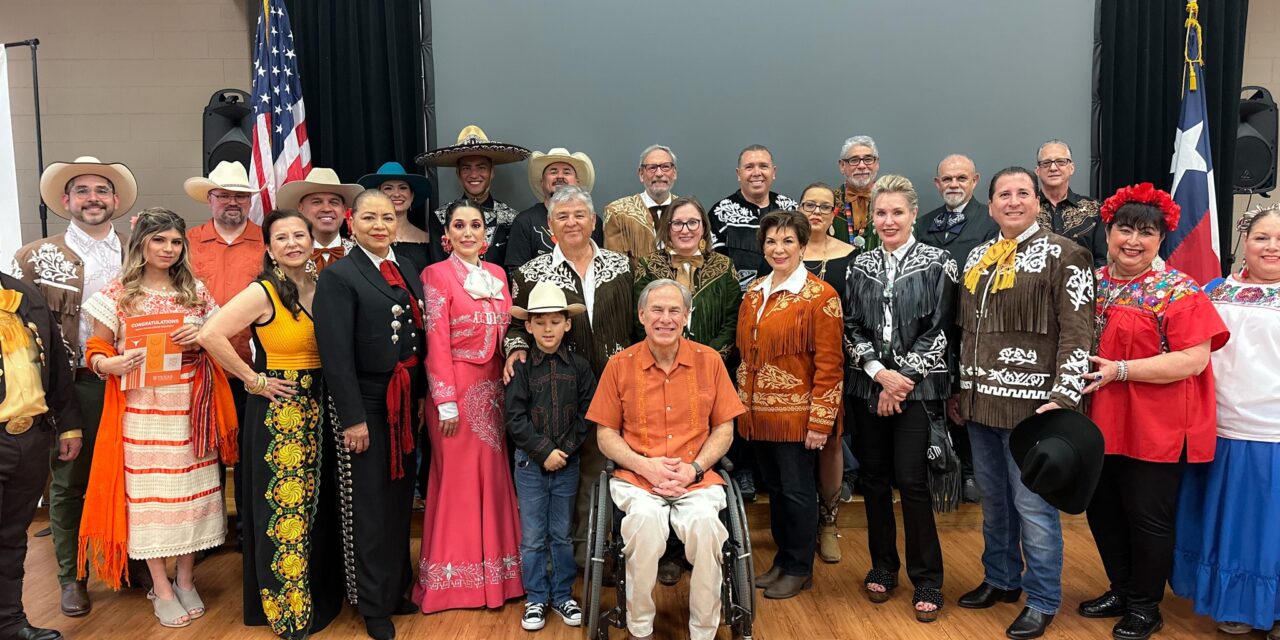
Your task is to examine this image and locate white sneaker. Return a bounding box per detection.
[522,601,547,631]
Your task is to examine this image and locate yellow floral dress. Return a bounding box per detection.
[241,280,342,639]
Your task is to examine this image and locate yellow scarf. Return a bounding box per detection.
[0,289,32,357]
[963,238,1019,294]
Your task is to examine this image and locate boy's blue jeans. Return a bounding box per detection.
[514,448,580,605]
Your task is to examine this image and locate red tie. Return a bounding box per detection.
[377,258,421,481]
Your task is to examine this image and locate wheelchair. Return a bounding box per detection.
[583,458,755,639]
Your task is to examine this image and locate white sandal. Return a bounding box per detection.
[172,581,206,619]
[148,589,191,628]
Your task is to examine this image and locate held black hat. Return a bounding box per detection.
[1009,409,1105,515]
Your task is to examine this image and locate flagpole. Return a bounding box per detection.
[4,38,46,238]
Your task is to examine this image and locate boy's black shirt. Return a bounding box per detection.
[505,344,597,467]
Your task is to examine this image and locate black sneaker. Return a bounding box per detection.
[522,601,547,631]
[553,599,583,627]
[734,470,756,502]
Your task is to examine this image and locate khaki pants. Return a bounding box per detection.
[609,479,727,640]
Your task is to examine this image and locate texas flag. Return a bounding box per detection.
[1165,5,1221,285]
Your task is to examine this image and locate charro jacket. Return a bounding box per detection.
[13,232,125,362]
[957,224,1095,429]
[602,193,675,264]
[844,239,959,402]
[0,272,82,435]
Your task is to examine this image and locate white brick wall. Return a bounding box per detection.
[1,0,251,243]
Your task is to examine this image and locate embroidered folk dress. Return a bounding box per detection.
[412,255,523,613]
[82,280,225,559]
[1089,266,1229,463]
[240,280,342,639]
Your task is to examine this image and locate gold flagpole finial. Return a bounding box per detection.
[1184,1,1204,92]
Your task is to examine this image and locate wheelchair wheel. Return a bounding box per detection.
[584,475,612,640]
[724,475,756,628]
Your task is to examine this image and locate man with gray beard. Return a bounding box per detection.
[833,135,882,251]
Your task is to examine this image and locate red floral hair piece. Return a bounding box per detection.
[1100,182,1180,231]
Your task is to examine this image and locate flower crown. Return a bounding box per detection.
[1100,183,1180,231]
[1238,203,1280,233]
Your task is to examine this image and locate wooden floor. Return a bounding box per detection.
[18,500,1234,639]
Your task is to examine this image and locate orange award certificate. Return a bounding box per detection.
[121,313,186,390]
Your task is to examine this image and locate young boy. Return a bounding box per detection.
[506,281,597,631]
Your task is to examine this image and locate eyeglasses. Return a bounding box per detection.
[839,155,878,167]
[798,201,835,214]
[211,192,252,203]
[69,186,114,198]
[670,219,702,231]
[1036,158,1073,169]
[640,162,676,174]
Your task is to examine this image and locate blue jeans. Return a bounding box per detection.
[513,449,579,605]
[967,422,1063,615]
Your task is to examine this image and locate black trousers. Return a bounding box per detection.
[852,400,944,589]
[1086,453,1186,611]
[226,378,247,542]
[754,441,817,577]
[0,425,52,637]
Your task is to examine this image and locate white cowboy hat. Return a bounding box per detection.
[39,156,137,220]
[415,125,531,168]
[527,148,595,201]
[510,280,586,320]
[183,161,257,202]
[274,167,364,210]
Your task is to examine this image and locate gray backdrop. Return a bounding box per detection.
[430,1,1093,214]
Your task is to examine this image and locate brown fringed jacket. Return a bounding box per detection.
[735,268,845,441]
[958,224,1095,429]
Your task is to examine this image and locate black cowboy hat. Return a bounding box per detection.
[1009,409,1105,515]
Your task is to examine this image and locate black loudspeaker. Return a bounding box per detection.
[202,89,253,176]
[1235,86,1278,195]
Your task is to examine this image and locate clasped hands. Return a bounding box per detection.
[639,456,698,497]
[874,369,914,417]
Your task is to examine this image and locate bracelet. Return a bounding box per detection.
[248,373,268,394]
[89,355,108,380]
[1116,360,1129,382]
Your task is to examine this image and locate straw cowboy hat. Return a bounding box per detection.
[274,167,364,210]
[183,161,257,202]
[357,161,433,209]
[415,125,531,167]
[527,148,595,201]
[1009,409,1105,515]
[510,280,586,320]
[39,156,137,220]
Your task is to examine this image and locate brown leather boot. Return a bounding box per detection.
[59,581,90,617]
[817,496,841,563]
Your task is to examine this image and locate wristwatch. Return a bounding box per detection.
[690,461,705,484]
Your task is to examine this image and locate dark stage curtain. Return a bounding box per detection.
[1093,0,1249,272]
[284,0,430,227]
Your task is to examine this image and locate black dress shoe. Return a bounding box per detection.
[958,582,1023,609]
[364,615,396,640]
[1079,591,1128,618]
[1006,607,1054,639]
[15,624,64,640]
[392,598,419,616]
[1113,609,1163,640]
[657,557,682,586]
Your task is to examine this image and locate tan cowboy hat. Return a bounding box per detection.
[274,167,364,210]
[39,156,137,220]
[183,161,257,202]
[415,125,531,168]
[510,280,586,320]
[527,148,595,201]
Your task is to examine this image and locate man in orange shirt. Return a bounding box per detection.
[183,160,264,544]
[587,279,745,640]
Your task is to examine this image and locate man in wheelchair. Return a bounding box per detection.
[586,279,747,640]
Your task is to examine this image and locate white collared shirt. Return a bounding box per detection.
[863,236,919,379]
[551,241,601,323]
[358,244,398,270]
[315,235,344,250]
[640,191,673,209]
[751,263,809,321]
[1006,221,1041,243]
[64,222,123,364]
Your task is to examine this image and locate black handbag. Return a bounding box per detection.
[923,402,961,513]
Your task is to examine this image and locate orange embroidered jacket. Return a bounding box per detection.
[735,269,845,442]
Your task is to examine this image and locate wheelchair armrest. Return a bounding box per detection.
[604,459,617,474]
[716,457,734,474]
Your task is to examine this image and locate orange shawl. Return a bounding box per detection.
[78,336,239,589]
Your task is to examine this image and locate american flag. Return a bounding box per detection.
[1165,1,1221,284]
[249,0,311,223]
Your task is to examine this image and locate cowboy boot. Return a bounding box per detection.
[817,496,841,563]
